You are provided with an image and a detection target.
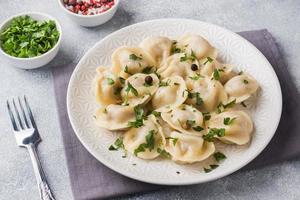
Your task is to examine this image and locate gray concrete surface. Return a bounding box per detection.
[0,0,300,199]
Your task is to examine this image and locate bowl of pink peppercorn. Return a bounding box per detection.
[58,0,119,27]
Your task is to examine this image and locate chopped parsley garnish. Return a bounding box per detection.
[180,53,188,62]
[203,128,225,142]
[142,66,153,74]
[129,53,142,61]
[203,56,213,65]
[193,126,204,132]
[157,148,171,158]
[187,91,203,106]
[174,82,180,85]
[128,106,145,128]
[107,78,115,85]
[166,137,178,146]
[204,164,219,173]
[238,71,243,75]
[119,77,125,85]
[171,40,181,54]
[134,130,156,156]
[203,112,211,121]
[189,74,202,80]
[124,65,132,75]
[190,50,197,61]
[180,53,196,62]
[125,82,138,96]
[108,138,124,151]
[223,117,236,125]
[217,99,236,113]
[186,120,196,127]
[214,152,226,162]
[0,15,60,58]
[151,111,161,117]
[243,79,249,84]
[159,79,171,87]
[213,69,221,80]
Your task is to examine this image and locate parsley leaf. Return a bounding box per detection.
[171,41,181,54]
[142,66,153,74]
[151,111,161,117]
[203,128,226,142]
[193,126,204,132]
[119,77,125,85]
[125,82,138,96]
[203,112,211,121]
[134,130,156,156]
[124,66,132,75]
[213,152,227,162]
[129,54,142,60]
[243,79,249,84]
[166,137,178,146]
[189,74,203,80]
[108,138,124,151]
[128,106,144,128]
[107,78,115,85]
[203,57,213,65]
[159,79,171,87]
[204,164,219,173]
[157,148,171,158]
[223,117,236,125]
[213,69,220,80]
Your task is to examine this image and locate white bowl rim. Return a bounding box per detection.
[67,18,283,185]
[0,11,62,61]
[57,0,119,18]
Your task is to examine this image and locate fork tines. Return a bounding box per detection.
[7,96,36,131]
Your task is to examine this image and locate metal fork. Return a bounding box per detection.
[7,96,55,200]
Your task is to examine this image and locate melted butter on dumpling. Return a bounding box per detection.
[95,104,135,131]
[123,115,165,159]
[186,76,228,112]
[165,131,215,164]
[152,76,188,111]
[157,53,200,80]
[121,73,159,106]
[178,33,217,59]
[111,46,156,79]
[224,73,259,103]
[207,110,253,145]
[139,36,172,65]
[161,104,205,136]
[93,66,122,105]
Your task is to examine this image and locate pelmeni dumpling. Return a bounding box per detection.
[224,74,259,103]
[95,104,135,131]
[93,66,122,105]
[111,46,156,79]
[121,73,159,106]
[178,34,217,59]
[123,115,165,159]
[161,104,205,136]
[139,36,173,65]
[200,58,236,84]
[207,110,253,145]
[165,131,215,164]
[186,76,228,112]
[152,76,188,111]
[157,53,200,80]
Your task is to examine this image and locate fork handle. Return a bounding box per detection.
[27,144,56,200]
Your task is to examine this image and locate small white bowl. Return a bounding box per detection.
[58,0,119,27]
[0,12,62,69]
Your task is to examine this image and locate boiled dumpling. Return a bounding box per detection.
[139,36,173,64]
[200,58,236,84]
[165,131,215,164]
[123,115,165,159]
[152,76,188,111]
[121,73,159,106]
[161,104,205,136]
[178,34,217,59]
[224,73,259,103]
[207,110,253,145]
[157,53,200,80]
[95,104,135,131]
[111,46,156,79]
[93,66,122,105]
[186,76,228,112]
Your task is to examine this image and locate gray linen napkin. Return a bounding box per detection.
[52,29,300,200]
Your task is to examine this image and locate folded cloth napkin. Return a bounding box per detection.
[52,29,300,200]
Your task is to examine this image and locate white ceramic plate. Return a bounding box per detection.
[67,19,282,185]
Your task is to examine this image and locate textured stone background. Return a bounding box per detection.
[0,0,300,199]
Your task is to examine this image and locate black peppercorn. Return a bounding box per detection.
[145,76,153,85]
[191,64,198,71]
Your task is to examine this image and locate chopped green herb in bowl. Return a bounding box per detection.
[0,12,62,69]
[0,15,59,58]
